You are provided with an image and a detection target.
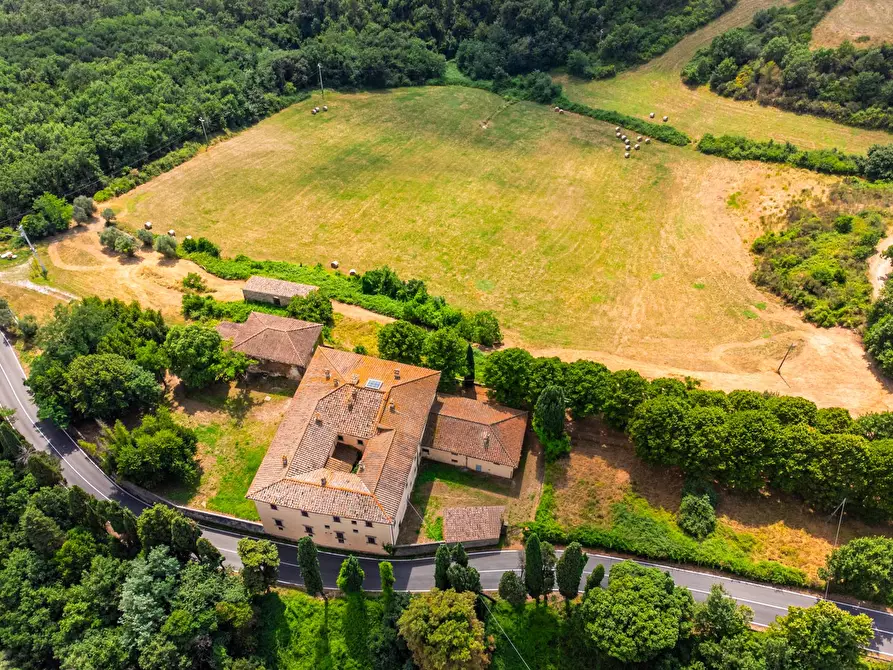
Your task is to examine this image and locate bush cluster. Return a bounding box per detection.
[99,226,137,256]
[749,204,886,328]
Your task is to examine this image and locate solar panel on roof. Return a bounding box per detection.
[365,379,383,390]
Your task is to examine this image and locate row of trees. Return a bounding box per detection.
[682,0,893,135]
[377,319,476,390]
[480,344,893,520]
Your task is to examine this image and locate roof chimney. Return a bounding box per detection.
[281,454,288,467]
[358,462,365,473]
[394,368,401,380]
[389,401,395,413]
[483,434,490,449]
[314,412,322,425]
[324,368,331,380]
[333,378,339,387]
[351,374,360,385]
[321,477,327,487]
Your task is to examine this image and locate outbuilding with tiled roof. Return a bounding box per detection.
[422,394,527,478]
[242,275,318,306]
[443,506,505,545]
[216,312,322,380]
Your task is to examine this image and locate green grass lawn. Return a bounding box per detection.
[157,378,297,520]
[110,85,823,368]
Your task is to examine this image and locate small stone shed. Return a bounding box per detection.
[242,276,318,307]
[442,506,505,547]
[216,312,322,380]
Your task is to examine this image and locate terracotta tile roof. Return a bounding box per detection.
[244,276,318,299]
[247,348,440,524]
[216,312,322,368]
[422,395,527,468]
[443,506,505,543]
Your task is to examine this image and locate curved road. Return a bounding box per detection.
[3,337,893,656]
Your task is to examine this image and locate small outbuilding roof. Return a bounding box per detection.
[243,276,318,299]
[216,312,322,367]
[443,506,505,544]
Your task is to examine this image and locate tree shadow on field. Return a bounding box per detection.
[343,594,370,665]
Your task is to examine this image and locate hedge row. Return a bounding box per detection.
[697,133,863,176]
[557,98,692,146]
[180,251,500,344]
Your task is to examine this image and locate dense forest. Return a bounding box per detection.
[0,0,734,227]
[682,0,893,133]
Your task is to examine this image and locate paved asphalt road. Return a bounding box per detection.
[3,335,893,656]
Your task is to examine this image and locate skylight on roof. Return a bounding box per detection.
[365,379,383,390]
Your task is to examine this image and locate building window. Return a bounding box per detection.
[358,439,364,446]
[476,464,482,472]
[353,529,359,533]
[333,516,341,523]
[337,434,344,441]
[270,504,278,510]
[366,536,377,545]
[351,520,357,525]
[422,448,430,454]
[274,518,284,528]
[451,459,458,463]
[304,526,314,536]
[324,525,330,529]
[300,510,309,518]
[365,521,373,528]
[335,532,345,544]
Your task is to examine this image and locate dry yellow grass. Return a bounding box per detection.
[812,0,893,49]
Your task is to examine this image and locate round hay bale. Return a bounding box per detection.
[645,138,651,144]
[622,135,627,140]
[311,109,317,115]
[168,229,175,236]
[331,260,339,269]
[624,152,630,159]
[144,221,152,230]
[634,144,640,150]
[616,126,621,132]
[349,268,358,277]
[637,136,642,142]
[649,112,655,118]
[616,132,621,137]
[663,116,669,122]
[323,105,328,111]
[185,235,193,240]
[554,106,560,112]
[559,109,564,114]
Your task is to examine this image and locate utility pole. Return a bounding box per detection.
[318,63,326,104]
[198,117,209,144]
[776,342,796,375]
[17,224,47,276]
[824,497,847,600]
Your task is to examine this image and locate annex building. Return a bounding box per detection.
[247,347,527,553]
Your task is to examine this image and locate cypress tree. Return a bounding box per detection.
[452,542,469,567]
[297,536,326,601]
[556,541,586,607]
[337,555,365,594]
[585,563,606,594]
[434,543,452,590]
[465,344,475,387]
[525,533,544,603]
[534,385,567,441]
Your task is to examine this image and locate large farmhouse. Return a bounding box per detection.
[247,347,527,553]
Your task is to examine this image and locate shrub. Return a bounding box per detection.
[498,570,527,608]
[286,291,334,327]
[18,314,39,341]
[154,234,178,258]
[136,229,154,246]
[180,236,220,256]
[822,536,893,605]
[181,272,208,292]
[567,50,593,79]
[678,494,716,540]
[99,226,136,255]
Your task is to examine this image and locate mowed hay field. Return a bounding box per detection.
[113,86,830,371]
[812,0,893,49]
[558,0,893,152]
